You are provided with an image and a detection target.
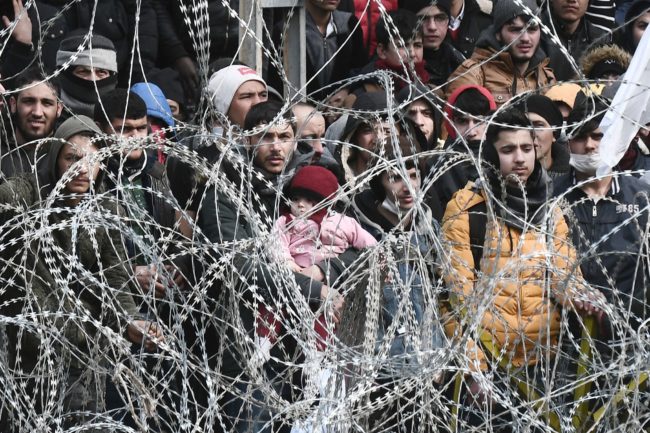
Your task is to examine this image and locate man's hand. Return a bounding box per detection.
[2,0,32,46]
[127,320,164,351]
[174,56,198,103]
[320,285,344,325]
[573,288,607,322]
[135,264,182,298]
[300,265,325,282]
[466,377,493,407]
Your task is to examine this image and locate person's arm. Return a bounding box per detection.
[0,0,34,81]
[550,209,606,318]
[200,186,324,306]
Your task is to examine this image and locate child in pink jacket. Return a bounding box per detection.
[257,165,377,355]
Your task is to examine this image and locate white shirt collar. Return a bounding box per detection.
[449,1,465,31]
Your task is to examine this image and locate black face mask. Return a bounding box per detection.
[60,69,118,104]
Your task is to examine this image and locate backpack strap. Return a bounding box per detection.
[468,201,487,272]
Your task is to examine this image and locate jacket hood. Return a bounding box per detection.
[579,44,631,80]
[36,137,105,201]
[342,91,391,141]
[38,115,105,200]
[131,82,176,128]
[444,85,496,139]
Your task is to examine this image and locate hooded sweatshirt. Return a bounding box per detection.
[0,120,139,372]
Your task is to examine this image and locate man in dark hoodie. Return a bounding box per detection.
[198,100,355,433]
[338,91,393,185]
[446,0,555,106]
[542,0,612,81]
[0,115,161,432]
[555,93,649,308]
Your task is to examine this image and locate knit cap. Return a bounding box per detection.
[399,0,451,16]
[289,165,339,202]
[208,65,267,116]
[56,31,118,72]
[544,83,582,110]
[514,94,563,138]
[54,115,102,141]
[492,0,538,31]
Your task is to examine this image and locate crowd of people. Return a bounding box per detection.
[0,0,650,432]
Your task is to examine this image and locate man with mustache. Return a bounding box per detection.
[199,100,355,433]
[446,0,555,107]
[2,67,62,179]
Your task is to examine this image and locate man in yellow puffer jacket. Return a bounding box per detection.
[441,108,605,426]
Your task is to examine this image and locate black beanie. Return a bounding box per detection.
[566,92,609,138]
[514,94,564,139]
[492,0,538,31]
[588,59,626,80]
[399,0,451,16]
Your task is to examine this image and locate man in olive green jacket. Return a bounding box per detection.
[0,115,161,432]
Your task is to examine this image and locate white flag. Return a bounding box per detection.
[598,28,650,176]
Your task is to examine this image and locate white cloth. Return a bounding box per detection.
[598,29,650,175]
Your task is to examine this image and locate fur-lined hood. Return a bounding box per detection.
[579,44,631,80]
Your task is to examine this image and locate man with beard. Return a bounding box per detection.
[446,0,555,106]
[2,67,62,179]
[199,100,354,433]
[94,88,186,431]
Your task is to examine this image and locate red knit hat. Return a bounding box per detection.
[289,165,339,201]
[287,166,339,225]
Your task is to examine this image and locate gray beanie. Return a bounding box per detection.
[56,32,118,72]
[492,0,539,31]
[54,115,102,141]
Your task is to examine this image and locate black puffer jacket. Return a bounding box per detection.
[554,173,650,328]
